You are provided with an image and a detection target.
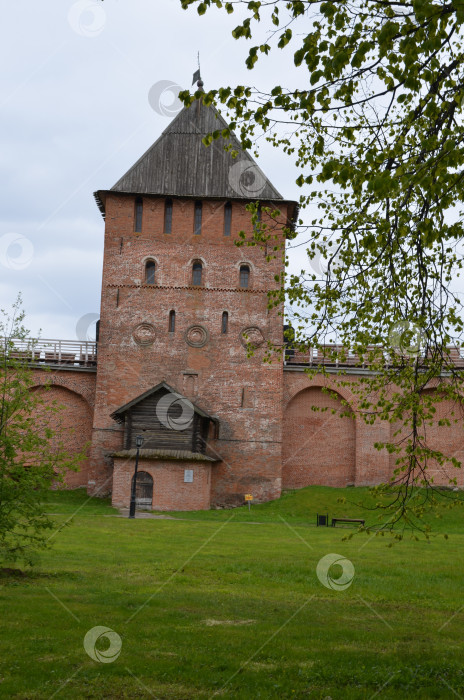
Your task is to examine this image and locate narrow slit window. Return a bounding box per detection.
[221,311,228,334]
[253,204,261,233]
[169,310,175,333]
[241,387,253,409]
[224,202,232,236]
[239,265,250,289]
[192,261,202,286]
[135,198,143,233]
[194,201,202,235]
[164,198,173,234]
[145,260,156,285]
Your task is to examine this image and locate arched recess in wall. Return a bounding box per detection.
[389,388,464,488]
[282,386,356,489]
[29,384,94,489]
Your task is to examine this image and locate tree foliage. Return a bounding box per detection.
[0,299,82,566]
[180,0,464,530]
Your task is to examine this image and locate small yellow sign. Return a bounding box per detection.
[244,494,253,501]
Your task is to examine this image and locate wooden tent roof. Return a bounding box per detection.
[94,100,296,217]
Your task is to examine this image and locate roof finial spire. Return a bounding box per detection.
[192,53,203,90]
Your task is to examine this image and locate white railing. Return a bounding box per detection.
[285,346,364,367]
[284,346,464,369]
[3,338,97,367]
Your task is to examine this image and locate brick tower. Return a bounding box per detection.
[89,91,297,510]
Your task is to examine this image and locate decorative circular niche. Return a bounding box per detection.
[132,323,156,346]
[185,325,209,348]
[240,326,265,349]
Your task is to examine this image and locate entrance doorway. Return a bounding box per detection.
[132,471,153,507]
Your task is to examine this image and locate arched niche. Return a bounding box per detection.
[282,386,356,489]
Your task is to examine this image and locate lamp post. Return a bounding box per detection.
[129,434,144,519]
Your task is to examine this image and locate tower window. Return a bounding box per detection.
[224,202,232,236]
[164,198,173,234]
[253,204,261,233]
[241,387,253,408]
[135,198,143,233]
[221,311,228,334]
[145,260,156,285]
[192,261,203,286]
[169,310,175,333]
[239,265,250,289]
[194,201,202,235]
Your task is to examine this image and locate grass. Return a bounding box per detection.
[160,484,464,533]
[0,486,463,698]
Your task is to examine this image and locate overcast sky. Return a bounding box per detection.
[0,0,310,342]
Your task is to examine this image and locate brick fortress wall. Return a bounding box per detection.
[282,370,464,489]
[24,349,464,499]
[25,197,464,502]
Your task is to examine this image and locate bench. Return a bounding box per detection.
[331,517,365,527]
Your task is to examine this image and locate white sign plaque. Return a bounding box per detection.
[184,469,193,483]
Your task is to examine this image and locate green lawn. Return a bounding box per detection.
[1,487,463,698]
[161,484,464,533]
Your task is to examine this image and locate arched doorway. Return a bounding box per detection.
[132,471,153,507]
[282,386,356,488]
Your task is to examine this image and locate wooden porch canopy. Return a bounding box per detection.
[110,382,219,455]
